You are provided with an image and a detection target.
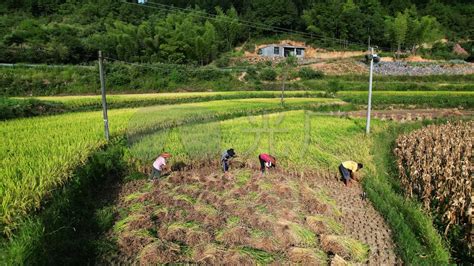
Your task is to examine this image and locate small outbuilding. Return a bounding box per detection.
[257,44,305,58]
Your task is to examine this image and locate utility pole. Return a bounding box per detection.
[281,67,287,105]
[98,51,110,141]
[366,47,374,134]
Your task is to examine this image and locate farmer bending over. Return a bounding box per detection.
[339,160,363,186]
[259,153,276,174]
[221,148,236,174]
[150,152,171,180]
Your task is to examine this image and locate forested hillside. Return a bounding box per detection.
[0,0,473,64]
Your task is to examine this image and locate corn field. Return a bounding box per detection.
[394,121,473,249]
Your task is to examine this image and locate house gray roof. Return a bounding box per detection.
[262,44,306,49]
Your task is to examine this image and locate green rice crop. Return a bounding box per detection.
[0,109,133,236]
[239,246,275,264]
[29,91,325,110]
[129,110,374,171]
[126,98,345,143]
[338,91,474,108]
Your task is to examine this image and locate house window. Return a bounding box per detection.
[274,47,280,55]
[296,48,304,55]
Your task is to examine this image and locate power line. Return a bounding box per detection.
[145,1,349,44]
[146,1,375,48]
[121,1,373,50]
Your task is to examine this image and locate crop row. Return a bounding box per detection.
[0,98,342,237]
[3,91,326,120]
[129,110,373,172]
[32,91,325,110]
[338,91,474,108]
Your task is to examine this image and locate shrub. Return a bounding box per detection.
[259,68,277,81]
[214,56,230,68]
[242,41,255,53]
[0,97,66,119]
[324,80,340,97]
[192,68,228,81]
[298,67,324,80]
[245,66,258,81]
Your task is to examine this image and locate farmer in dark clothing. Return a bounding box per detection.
[259,153,276,174]
[221,148,236,173]
[339,160,363,186]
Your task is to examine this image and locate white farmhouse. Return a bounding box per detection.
[257,44,305,58]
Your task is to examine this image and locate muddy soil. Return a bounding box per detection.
[314,172,401,265]
[100,162,402,265]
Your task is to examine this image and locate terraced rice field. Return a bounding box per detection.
[0,98,341,236]
[102,111,403,264]
[2,90,469,264]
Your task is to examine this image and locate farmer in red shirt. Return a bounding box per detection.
[258,153,276,174]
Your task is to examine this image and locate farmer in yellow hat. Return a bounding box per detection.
[339,160,363,186]
[150,152,171,180]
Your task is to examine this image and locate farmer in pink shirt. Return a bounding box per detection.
[150,152,171,180]
[258,153,276,174]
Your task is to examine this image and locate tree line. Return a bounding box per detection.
[0,0,472,64]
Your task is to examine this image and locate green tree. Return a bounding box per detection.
[359,0,386,44]
[340,0,365,41]
[196,21,218,65]
[213,6,243,51]
[385,11,409,54]
[244,0,299,30]
[302,0,344,42]
[407,15,442,54]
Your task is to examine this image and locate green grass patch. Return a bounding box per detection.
[315,188,342,216]
[113,214,142,233]
[325,235,370,263]
[227,216,241,227]
[238,246,275,264]
[174,194,196,204]
[235,170,252,187]
[168,221,200,230]
[307,215,343,234]
[289,223,318,247]
[338,91,474,108]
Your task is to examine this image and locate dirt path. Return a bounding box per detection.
[315,173,401,265]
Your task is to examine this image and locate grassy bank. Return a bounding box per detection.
[302,79,474,91]
[5,89,473,120]
[338,91,474,108]
[32,91,323,109]
[2,64,473,97]
[2,91,325,120]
